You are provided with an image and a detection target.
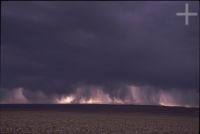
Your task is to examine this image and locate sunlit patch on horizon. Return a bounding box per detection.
[55,95,75,104]
[55,88,126,104]
[159,91,192,108]
[0,86,198,108]
[54,85,195,107]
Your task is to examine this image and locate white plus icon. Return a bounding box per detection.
[176,3,198,25]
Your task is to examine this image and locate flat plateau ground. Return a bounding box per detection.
[0,104,199,134]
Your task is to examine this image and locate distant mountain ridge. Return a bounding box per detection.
[0,104,198,117]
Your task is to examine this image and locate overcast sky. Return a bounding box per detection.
[1,1,199,106]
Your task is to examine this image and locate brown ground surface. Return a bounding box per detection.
[0,109,199,134]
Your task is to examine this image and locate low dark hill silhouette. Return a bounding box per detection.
[0,104,199,117]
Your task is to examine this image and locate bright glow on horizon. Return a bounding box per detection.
[56,95,75,104]
[54,86,191,107]
[159,91,177,107]
[1,87,197,108]
[55,89,126,104]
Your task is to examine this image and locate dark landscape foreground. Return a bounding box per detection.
[0,104,199,134]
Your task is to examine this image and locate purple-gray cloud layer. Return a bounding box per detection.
[1,1,199,106]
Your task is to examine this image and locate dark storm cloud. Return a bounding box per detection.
[1,1,199,105]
